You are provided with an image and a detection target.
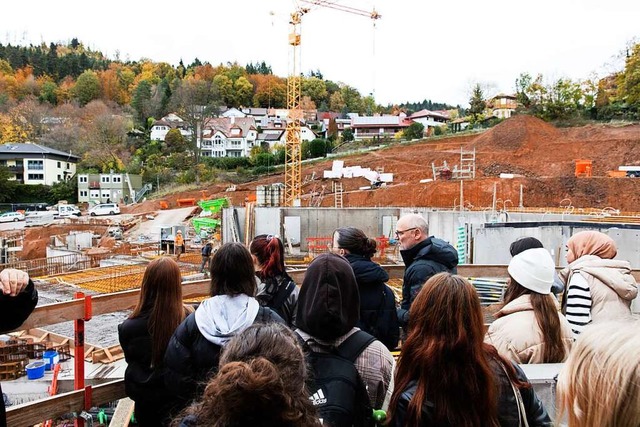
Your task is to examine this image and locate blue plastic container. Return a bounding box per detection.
[26,361,46,380]
[43,350,59,370]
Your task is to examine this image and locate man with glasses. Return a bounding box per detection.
[395,213,458,329]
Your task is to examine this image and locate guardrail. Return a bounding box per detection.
[7,264,640,426]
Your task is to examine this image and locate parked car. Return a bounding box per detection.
[0,212,26,222]
[88,203,120,216]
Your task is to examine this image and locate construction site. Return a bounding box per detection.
[1,114,640,425]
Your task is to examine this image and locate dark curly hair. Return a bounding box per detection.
[173,323,320,427]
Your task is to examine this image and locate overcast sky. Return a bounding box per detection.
[2,0,638,107]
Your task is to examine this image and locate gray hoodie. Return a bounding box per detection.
[195,294,260,346]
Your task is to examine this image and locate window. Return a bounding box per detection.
[80,190,88,197]
[202,140,212,147]
[230,140,241,147]
[67,163,70,170]
[58,175,62,181]
[201,151,212,157]
[214,135,223,145]
[90,190,100,199]
[112,176,122,183]
[57,161,61,168]
[79,176,88,183]
[101,176,110,183]
[27,160,44,170]
[231,128,240,135]
[101,190,111,199]
[28,173,44,180]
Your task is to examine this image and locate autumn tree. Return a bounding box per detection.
[171,77,220,184]
[73,70,101,106]
[302,77,328,107]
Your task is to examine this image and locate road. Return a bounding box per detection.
[126,206,198,242]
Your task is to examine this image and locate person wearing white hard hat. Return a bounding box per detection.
[485,247,573,364]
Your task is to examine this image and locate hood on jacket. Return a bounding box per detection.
[400,237,459,270]
[568,255,638,301]
[194,294,260,346]
[295,253,360,340]
[344,253,389,286]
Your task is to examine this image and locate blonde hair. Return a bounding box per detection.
[556,321,640,427]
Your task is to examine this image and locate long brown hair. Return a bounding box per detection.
[175,323,320,427]
[389,273,508,426]
[130,257,185,367]
[504,279,567,362]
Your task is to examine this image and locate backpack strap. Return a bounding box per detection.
[270,277,296,312]
[336,330,376,363]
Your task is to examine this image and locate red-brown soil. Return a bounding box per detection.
[157,116,640,212]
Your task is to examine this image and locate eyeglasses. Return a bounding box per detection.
[395,227,417,238]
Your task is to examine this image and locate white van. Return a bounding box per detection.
[89,203,120,216]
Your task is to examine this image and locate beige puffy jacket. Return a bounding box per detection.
[559,255,638,322]
[485,294,574,364]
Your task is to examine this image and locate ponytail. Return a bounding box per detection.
[250,234,286,279]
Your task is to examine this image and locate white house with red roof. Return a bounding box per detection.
[200,117,258,158]
[408,109,450,130]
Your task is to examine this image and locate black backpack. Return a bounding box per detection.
[257,275,296,319]
[297,330,375,427]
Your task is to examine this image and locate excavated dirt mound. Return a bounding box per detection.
[151,115,640,211]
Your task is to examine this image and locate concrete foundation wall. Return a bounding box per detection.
[223,207,640,268]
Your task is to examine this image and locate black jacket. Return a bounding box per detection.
[0,279,38,427]
[397,237,458,326]
[118,312,178,426]
[164,302,284,414]
[345,253,399,351]
[390,361,551,427]
[256,273,299,327]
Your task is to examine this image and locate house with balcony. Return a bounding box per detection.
[350,115,412,141]
[255,123,318,149]
[408,109,450,132]
[0,142,79,185]
[149,113,192,141]
[77,172,144,204]
[200,117,258,158]
[488,93,518,119]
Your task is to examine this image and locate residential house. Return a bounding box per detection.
[0,142,79,185]
[200,117,258,158]
[488,93,517,119]
[149,113,192,141]
[77,172,143,204]
[221,108,246,118]
[241,108,269,128]
[256,124,318,149]
[408,109,450,131]
[350,115,412,140]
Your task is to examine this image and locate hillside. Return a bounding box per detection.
[136,116,640,212]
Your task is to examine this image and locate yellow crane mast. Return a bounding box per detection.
[284,1,380,207]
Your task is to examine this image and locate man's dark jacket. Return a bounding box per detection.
[397,237,458,326]
[0,280,38,427]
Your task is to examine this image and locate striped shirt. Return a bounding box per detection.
[565,272,592,336]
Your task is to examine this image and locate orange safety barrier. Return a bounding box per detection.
[159,200,169,209]
[176,198,196,207]
[575,160,592,177]
[307,237,333,257]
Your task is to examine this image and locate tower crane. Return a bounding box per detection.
[284,1,381,207]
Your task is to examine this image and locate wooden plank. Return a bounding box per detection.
[6,380,126,427]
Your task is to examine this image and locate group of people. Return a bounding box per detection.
[1,212,639,427]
